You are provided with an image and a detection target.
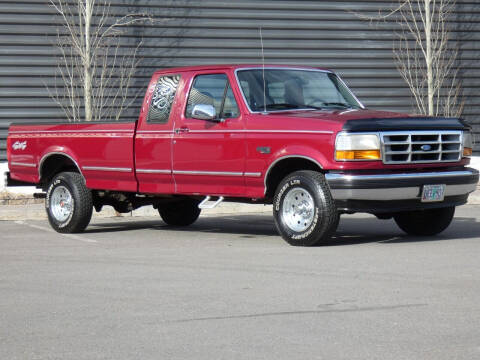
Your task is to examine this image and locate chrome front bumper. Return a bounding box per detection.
[325,168,479,201]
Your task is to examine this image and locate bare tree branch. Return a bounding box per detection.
[47,0,152,122]
[353,0,462,118]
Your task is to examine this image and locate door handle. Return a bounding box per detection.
[174,127,189,134]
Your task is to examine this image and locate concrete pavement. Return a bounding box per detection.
[1,205,480,359]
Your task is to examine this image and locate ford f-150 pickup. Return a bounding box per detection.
[6,64,479,246]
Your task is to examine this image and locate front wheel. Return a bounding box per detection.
[393,206,455,236]
[45,172,93,233]
[273,170,339,246]
[158,198,201,226]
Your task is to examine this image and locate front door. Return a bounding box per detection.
[172,72,245,196]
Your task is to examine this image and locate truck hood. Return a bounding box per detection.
[262,108,469,132]
[273,108,407,122]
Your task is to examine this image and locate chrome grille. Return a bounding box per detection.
[381,131,462,164]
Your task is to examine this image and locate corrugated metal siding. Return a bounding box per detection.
[0,0,478,160]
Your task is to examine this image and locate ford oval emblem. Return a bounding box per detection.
[421,144,432,151]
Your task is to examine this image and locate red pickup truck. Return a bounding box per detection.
[6,64,479,246]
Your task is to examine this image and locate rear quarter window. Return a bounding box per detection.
[147,75,181,123]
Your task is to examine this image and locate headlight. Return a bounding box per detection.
[335,133,381,161]
[463,131,473,157]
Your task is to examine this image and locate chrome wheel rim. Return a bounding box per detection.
[282,187,315,232]
[50,186,73,222]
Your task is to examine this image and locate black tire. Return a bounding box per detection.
[273,170,339,246]
[393,206,455,236]
[45,172,93,233]
[158,198,201,226]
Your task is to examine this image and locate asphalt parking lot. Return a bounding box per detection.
[1,205,480,360]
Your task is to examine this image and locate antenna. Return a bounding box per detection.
[259,27,267,114]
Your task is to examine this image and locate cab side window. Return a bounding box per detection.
[147,75,180,123]
[222,84,240,118]
[185,74,239,119]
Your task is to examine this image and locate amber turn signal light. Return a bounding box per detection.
[463,147,473,157]
[335,150,381,161]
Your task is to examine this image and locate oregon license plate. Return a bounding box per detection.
[421,184,446,202]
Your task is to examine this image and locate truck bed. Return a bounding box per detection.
[8,121,138,192]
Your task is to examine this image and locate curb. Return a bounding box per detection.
[0,191,43,206]
[468,185,480,205]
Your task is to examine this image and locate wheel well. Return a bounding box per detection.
[265,157,323,199]
[40,154,81,185]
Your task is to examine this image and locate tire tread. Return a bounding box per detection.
[46,172,92,233]
[159,198,201,226]
[393,206,455,236]
[273,170,339,246]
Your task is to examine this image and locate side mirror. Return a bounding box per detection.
[192,104,216,121]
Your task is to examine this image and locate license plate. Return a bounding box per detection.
[421,184,446,202]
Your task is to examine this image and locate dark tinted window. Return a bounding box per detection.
[147,75,180,123]
[237,69,361,112]
[186,74,239,118]
[222,84,240,118]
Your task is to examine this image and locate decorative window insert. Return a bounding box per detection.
[147,75,180,123]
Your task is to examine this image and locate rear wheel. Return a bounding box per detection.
[46,172,93,233]
[393,206,455,236]
[273,170,339,246]
[158,198,201,226]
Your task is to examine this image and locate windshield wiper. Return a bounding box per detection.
[321,102,358,109]
[264,103,325,110]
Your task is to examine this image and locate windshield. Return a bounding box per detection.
[236,69,362,112]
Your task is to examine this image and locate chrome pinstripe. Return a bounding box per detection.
[136,169,262,177]
[82,166,132,173]
[173,170,243,177]
[136,169,172,174]
[11,161,36,168]
[137,129,333,135]
[244,172,262,177]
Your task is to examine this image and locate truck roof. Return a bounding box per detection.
[153,64,332,75]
